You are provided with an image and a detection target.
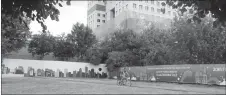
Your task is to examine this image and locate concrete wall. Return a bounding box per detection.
[3,59,108,75]
[93,10,172,39]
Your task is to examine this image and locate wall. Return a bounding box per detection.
[3,59,108,75]
[109,64,226,86]
[93,10,172,39]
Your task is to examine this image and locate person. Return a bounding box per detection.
[120,67,129,85]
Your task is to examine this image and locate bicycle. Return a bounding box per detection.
[117,76,132,86]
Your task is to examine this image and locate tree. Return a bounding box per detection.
[53,35,76,61]
[105,51,132,71]
[164,0,226,26]
[1,13,31,56]
[1,0,71,31]
[139,25,171,65]
[67,23,97,61]
[85,47,102,65]
[28,32,55,60]
[101,29,143,70]
[1,0,70,59]
[170,15,226,64]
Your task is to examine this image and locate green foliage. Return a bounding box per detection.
[140,27,171,65]
[1,0,71,31]
[164,0,226,26]
[85,47,102,65]
[67,23,97,61]
[1,13,31,55]
[170,16,226,64]
[1,0,70,60]
[99,16,226,71]
[28,32,55,60]
[53,35,76,61]
[100,29,142,70]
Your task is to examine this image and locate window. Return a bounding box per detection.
[102,20,105,23]
[103,14,105,17]
[97,13,100,16]
[168,11,171,15]
[151,0,154,4]
[97,25,100,27]
[116,11,118,15]
[133,3,136,9]
[119,2,121,6]
[97,19,100,22]
[145,0,148,3]
[126,4,128,9]
[119,9,121,12]
[139,0,142,2]
[139,5,143,10]
[151,7,154,12]
[145,6,149,11]
[157,2,160,6]
[116,3,118,7]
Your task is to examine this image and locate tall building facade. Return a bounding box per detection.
[87,0,177,39]
[87,1,106,30]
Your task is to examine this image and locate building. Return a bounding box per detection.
[87,0,107,30]
[87,0,177,39]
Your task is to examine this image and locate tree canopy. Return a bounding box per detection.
[28,32,55,60]
[1,0,71,31]
[1,0,70,58]
[67,23,97,61]
[164,0,226,26]
[53,34,76,61]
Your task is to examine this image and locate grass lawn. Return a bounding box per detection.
[2,77,226,94]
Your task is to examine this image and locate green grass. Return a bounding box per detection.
[2,77,225,94]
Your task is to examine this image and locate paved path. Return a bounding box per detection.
[2,77,226,94]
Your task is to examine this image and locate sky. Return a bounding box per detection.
[29,1,87,36]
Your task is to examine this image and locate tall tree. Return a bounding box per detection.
[170,15,226,64]
[28,32,55,60]
[163,0,226,26]
[67,23,97,61]
[53,34,76,61]
[101,29,143,70]
[139,25,171,65]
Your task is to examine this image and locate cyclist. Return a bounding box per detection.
[120,67,129,85]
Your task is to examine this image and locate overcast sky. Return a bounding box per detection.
[29,1,87,36]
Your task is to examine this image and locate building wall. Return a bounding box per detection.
[87,1,106,30]
[87,10,106,30]
[105,1,176,23]
[3,58,108,75]
[89,1,177,39]
[93,10,172,39]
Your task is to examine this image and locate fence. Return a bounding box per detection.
[109,64,226,86]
